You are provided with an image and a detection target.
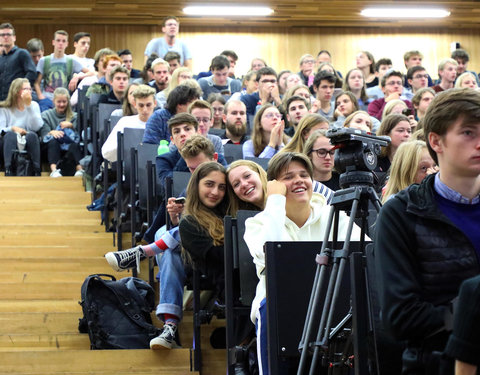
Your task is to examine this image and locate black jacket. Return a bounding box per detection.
[374,173,479,346]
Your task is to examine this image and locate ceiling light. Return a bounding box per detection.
[183,5,274,16]
[361,8,450,18]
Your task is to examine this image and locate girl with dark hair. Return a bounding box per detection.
[343,68,371,109]
[356,51,377,88]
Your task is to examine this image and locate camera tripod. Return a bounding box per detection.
[297,170,382,375]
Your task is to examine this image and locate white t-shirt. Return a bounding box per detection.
[101,115,146,162]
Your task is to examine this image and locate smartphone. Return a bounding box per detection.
[174,197,186,204]
[402,108,413,117]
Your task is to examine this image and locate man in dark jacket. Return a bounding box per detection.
[0,23,37,100]
[375,88,480,374]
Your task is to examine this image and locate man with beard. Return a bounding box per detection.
[220,100,248,145]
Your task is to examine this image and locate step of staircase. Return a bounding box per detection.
[0,176,226,374]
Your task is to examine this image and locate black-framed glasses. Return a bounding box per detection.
[312,148,335,158]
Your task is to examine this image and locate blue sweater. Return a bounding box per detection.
[142,108,173,144]
[435,193,480,260]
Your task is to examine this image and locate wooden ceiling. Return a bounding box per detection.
[2,1,480,29]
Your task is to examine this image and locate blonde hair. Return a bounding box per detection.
[53,88,74,122]
[455,72,478,89]
[226,160,268,214]
[382,99,407,119]
[344,110,373,131]
[0,78,28,109]
[282,113,329,153]
[382,140,428,203]
[283,84,310,106]
[164,67,192,98]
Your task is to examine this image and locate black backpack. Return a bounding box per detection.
[78,274,160,349]
[11,150,34,176]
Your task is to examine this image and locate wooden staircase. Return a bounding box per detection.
[0,176,226,374]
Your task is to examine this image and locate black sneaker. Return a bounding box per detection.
[105,246,146,272]
[150,323,180,350]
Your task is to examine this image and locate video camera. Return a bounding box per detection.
[326,127,390,173]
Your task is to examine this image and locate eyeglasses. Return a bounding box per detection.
[260,79,277,84]
[312,148,335,158]
[302,59,315,64]
[264,113,282,119]
[0,33,13,37]
[413,74,429,79]
[195,117,211,124]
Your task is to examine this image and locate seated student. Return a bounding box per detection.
[331,91,359,129]
[451,48,480,86]
[403,50,434,87]
[303,129,340,191]
[403,65,430,101]
[455,72,478,90]
[117,49,141,80]
[240,67,282,123]
[198,55,241,100]
[40,88,83,177]
[282,113,329,153]
[187,99,224,155]
[164,51,181,75]
[242,104,288,158]
[132,53,158,85]
[367,70,413,120]
[432,58,458,93]
[342,68,371,110]
[311,70,337,121]
[0,78,42,175]
[285,73,303,91]
[356,51,378,88]
[86,54,123,98]
[375,113,412,173]
[277,69,292,96]
[366,58,393,100]
[283,95,310,137]
[229,70,258,102]
[70,48,115,106]
[206,93,226,129]
[155,67,193,109]
[251,57,267,71]
[382,140,437,202]
[374,88,480,375]
[412,87,435,121]
[148,58,171,94]
[282,84,313,107]
[317,62,344,89]
[219,100,249,145]
[343,110,374,132]
[101,85,156,162]
[143,83,202,145]
[105,140,222,349]
[297,54,316,89]
[98,65,129,104]
[155,115,227,187]
[244,152,362,375]
[110,82,140,118]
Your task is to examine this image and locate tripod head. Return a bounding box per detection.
[326,128,390,189]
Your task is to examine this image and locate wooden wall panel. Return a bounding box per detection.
[13,24,480,79]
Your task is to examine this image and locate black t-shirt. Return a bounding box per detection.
[320,172,341,191]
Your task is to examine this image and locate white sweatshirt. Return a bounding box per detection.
[243,192,363,323]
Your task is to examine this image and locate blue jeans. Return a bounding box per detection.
[256,298,268,375]
[154,230,185,321]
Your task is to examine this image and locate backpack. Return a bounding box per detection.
[11,150,34,176]
[78,274,160,349]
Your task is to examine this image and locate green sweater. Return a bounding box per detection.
[40,109,77,139]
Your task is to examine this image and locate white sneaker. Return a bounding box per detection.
[150,323,180,350]
[50,169,62,178]
[74,169,85,177]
